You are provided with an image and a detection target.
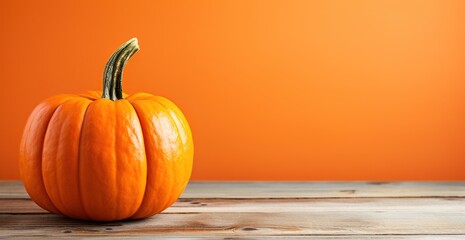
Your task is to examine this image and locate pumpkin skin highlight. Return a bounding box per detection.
[19,39,193,221]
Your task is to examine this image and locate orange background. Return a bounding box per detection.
[1,0,464,180]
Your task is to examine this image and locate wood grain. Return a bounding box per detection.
[1,181,465,239]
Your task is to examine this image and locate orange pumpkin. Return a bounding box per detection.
[19,38,193,221]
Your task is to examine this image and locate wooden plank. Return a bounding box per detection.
[1,197,465,236]
[182,181,465,198]
[2,236,465,239]
[0,199,47,214]
[1,212,465,236]
[2,197,465,214]
[3,181,465,199]
[0,181,28,199]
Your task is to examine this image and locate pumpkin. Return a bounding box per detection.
[19,38,193,221]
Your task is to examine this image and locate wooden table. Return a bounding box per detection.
[1,181,465,239]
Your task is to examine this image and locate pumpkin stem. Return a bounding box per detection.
[102,38,140,100]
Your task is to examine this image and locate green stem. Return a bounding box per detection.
[102,38,140,100]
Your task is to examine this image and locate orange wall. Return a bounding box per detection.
[1,0,465,180]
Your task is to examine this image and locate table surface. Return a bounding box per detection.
[1,181,465,239]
